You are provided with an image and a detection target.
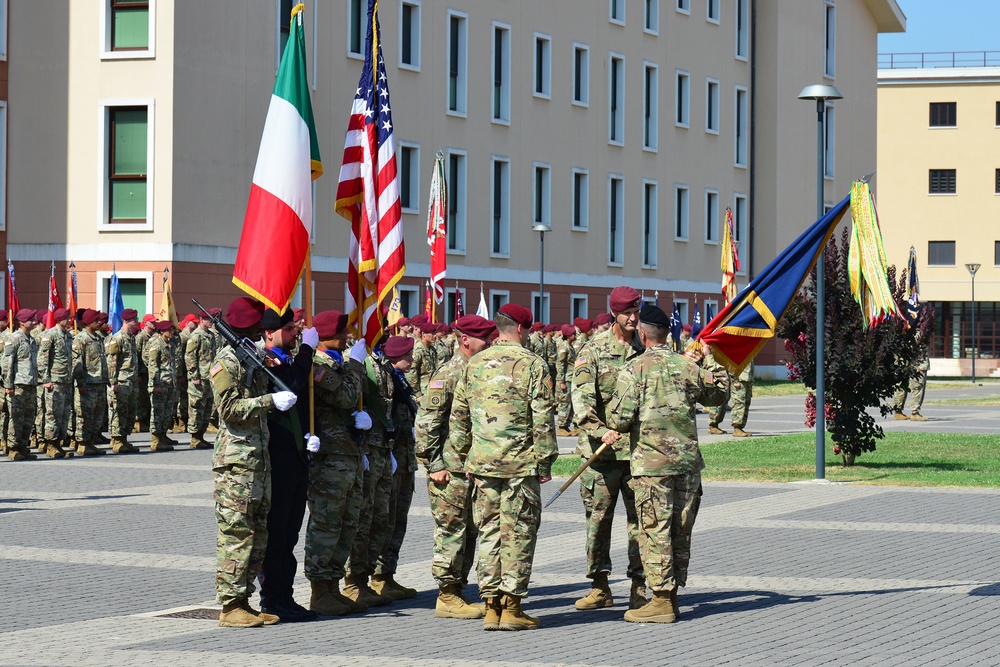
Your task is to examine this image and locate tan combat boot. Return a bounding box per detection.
[629,579,648,610]
[218,601,265,628]
[436,583,485,619]
[623,590,676,624]
[190,432,212,450]
[575,573,614,610]
[668,585,681,619]
[242,600,279,625]
[372,574,417,600]
[893,410,909,420]
[342,574,391,607]
[499,594,541,631]
[733,427,752,437]
[44,440,67,459]
[8,447,36,461]
[110,437,129,453]
[909,412,928,422]
[309,580,350,616]
[77,440,106,456]
[482,596,503,631]
[708,424,726,435]
[206,423,219,434]
[150,433,174,452]
[332,578,367,613]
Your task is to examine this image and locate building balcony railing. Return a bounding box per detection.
[878,51,1000,70]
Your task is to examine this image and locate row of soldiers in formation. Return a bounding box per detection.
[1,305,224,461]
[211,284,750,629]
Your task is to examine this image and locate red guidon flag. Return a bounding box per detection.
[44,267,64,329]
[427,154,447,305]
[232,3,322,314]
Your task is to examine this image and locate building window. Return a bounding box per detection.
[996,101,1000,127]
[928,241,955,266]
[643,180,658,268]
[491,157,510,257]
[610,0,625,24]
[347,0,364,56]
[735,0,748,59]
[572,169,589,230]
[733,194,748,269]
[824,0,836,78]
[490,290,510,317]
[675,70,690,127]
[674,185,689,240]
[929,102,956,127]
[107,106,150,225]
[398,142,419,213]
[0,0,7,60]
[645,0,659,33]
[995,241,1000,266]
[676,0,689,14]
[532,293,550,324]
[110,0,149,51]
[447,11,468,115]
[609,54,625,144]
[573,44,590,105]
[0,102,5,231]
[644,63,659,150]
[400,1,421,69]
[996,168,1000,194]
[493,23,511,122]
[705,189,719,243]
[571,295,589,320]
[706,78,720,133]
[445,287,466,324]
[824,104,835,178]
[735,86,748,167]
[397,285,419,317]
[609,176,625,265]
[707,0,720,23]
[534,33,552,98]
[447,150,466,251]
[534,162,551,226]
[929,169,956,194]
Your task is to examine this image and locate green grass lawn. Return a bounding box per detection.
[752,380,809,397]
[926,396,1000,406]
[551,432,1000,487]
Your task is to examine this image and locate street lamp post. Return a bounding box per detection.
[798,84,842,481]
[965,263,980,383]
[533,223,551,323]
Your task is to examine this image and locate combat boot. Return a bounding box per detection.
[110,437,130,454]
[708,424,726,435]
[164,431,181,445]
[629,579,648,610]
[150,433,174,452]
[206,423,219,434]
[371,574,416,600]
[893,410,909,420]
[623,590,675,624]
[342,574,391,607]
[309,580,350,616]
[76,440,105,456]
[44,439,67,459]
[668,585,681,619]
[190,432,212,449]
[218,600,265,628]
[499,594,541,631]
[241,600,279,625]
[909,412,928,422]
[121,439,140,453]
[733,427,752,437]
[575,573,614,610]
[9,447,37,461]
[482,596,503,631]
[93,433,110,445]
[436,584,485,619]
[62,436,74,457]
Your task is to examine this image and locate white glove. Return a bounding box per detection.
[301,326,319,350]
[350,339,369,363]
[412,427,417,440]
[272,391,297,412]
[305,432,320,453]
[362,454,370,471]
[353,410,373,431]
[390,452,398,474]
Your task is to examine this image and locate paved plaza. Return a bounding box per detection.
[1,386,998,666]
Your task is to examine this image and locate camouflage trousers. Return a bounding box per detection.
[7,385,37,450]
[579,458,644,581]
[893,371,926,414]
[135,375,150,428]
[711,378,752,429]
[0,390,8,446]
[375,470,415,576]
[74,383,107,444]
[187,382,214,435]
[174,379,186,426]
[214,465,271,606]
[304,453,364,581]
[472,475,542,598]
[557,384,574,429]
[34,383,45,441]
[108,382,138,439]
[345,448,393,578]
[632,471,702,592]
[42,383,72,441]
[150,384,175,434]
[427,473,478,587]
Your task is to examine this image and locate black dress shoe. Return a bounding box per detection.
[262,599,318,622]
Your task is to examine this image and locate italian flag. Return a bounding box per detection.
[233,3,322,314]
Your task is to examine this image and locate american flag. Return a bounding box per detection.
[335,0,405,347]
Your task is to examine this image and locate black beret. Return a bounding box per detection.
[639,304,669,328]
[260,307,294,331]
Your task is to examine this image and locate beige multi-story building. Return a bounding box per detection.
[7,0,902,377]
[878,58,1000,376]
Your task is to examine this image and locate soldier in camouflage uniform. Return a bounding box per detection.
[172,315,196,433]
[893,353,929,421]
[605,304,728,623]
[527,322,544,356]
[134,315,155,432]
[211,296,296,628]
[302,310,369,618]
[31,319,46,451]
[105,309,141,454]
[186,311,218,449]
[543,325,558,382]
[72,309,108,456]
[709,361,753,436]
[405,322,438,400]
[416,314,495,620]
[447,303,557,631]
[571,286,647,610]
[0,311,9,454]
[38,308,74,459]
[432,324,453,367]
[4,309,40,461]
[146,320,177,451]
[556,324,577,435]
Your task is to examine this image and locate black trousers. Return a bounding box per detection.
[258,441,309,605]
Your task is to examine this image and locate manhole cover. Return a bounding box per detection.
[156,607,220,620]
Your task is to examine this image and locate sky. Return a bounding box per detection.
[878,0,1000,54]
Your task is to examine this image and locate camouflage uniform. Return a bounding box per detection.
[405,340,437,400]
[172,331,187,430]
[303,349,366,583]
[894,355,928,416]
[210,345,276,606]
[416,353,478,587]
[105,327,139,440]
[72,329,109,445]
[571,327,645,583]
[134,327,152,430]
[38,326,74,442]
[0,328,9,449]
[447,339,557,599]
[544,334,558,382]
[556,337,577,430]
[606,344,728,591]
[713,362,752,430]
[433,336,453,368]
[31,326,45,444]
[185,326,218,435]
[146,334,175,435]
[3,328,39,450]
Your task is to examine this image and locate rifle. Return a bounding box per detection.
[192,298,292,394]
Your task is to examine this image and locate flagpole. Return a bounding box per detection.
[304,248,315,438]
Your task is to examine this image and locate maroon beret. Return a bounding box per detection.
[53,307,70,322]
[16,308,36,322]
[454,314,496,339]
[292,308,305,321]
[419,321,437,335]
[314,310,348,338]
[81,308,100,325]
[120,308,138,321]
[682,323,693,333]
[594,312,612,325]
[410,314,428,326]
[561,324,576,337]
[225,296,265,329]
[397,316,411,327]
[383,335,415,358]
[499,303,533,328]
[576,318,594,333]
[0,309,7,321]
[155,320,174,332]
[530,322,544,332]
[97,312,109,323]
[436,322,449,334]
[609,286,642,312]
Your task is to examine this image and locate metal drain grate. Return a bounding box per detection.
[155,607,220,620]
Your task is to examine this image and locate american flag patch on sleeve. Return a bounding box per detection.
[574,356,587,367]
[429,380,444,389]
[314,369,327,383]
[210,362,223,377]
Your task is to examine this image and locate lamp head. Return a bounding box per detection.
[798,84,843,101]
[966,263,981,276]
[532,223,552,234]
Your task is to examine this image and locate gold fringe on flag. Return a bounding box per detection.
[848,181,901,328]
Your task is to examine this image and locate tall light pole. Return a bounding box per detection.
[798,84,842,481]
[533,223,551,323]
[965,263,980,383]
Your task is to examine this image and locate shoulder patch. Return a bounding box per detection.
[429,380,444,390]
[209,362,224,377]
[314,368,327,383]
[575,356,587,367]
